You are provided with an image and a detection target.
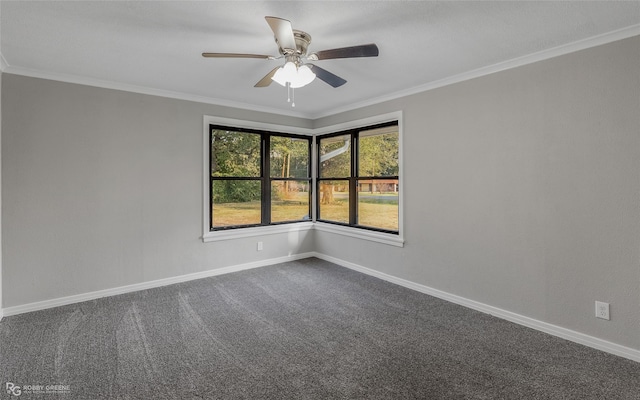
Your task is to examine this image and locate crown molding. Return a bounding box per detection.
[310,24,640,119]
[2,24,639,121]
[1,64,309,119]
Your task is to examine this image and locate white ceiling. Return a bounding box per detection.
[1,1,639,119]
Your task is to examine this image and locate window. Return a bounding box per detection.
[269,136,311,223]
[317,121,399,233]
[204,113,402,246]
[210,125,311,230]
[318,133,351,224]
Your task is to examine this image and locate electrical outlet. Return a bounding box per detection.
[595,301,610,320]
[257,241,263,251]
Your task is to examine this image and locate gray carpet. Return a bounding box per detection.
[1,258,639,399]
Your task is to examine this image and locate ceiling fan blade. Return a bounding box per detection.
[308,44,379,60]
[265,16,297,52]
[202,53,274,59]
[308,64,347,88]
[254,66,281,87]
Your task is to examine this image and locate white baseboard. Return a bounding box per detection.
[3,251,639,363]
[1,252,315,318]
[311,252,640,363]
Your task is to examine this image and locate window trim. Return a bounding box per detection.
[202,112,403,247]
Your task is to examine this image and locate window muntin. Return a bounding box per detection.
[210,125,311,230]
[317,121,399,233]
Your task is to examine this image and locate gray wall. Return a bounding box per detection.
[314,36,640,350]
[0,70,3,312]
[1,75,314,307]
[2,36,639,351]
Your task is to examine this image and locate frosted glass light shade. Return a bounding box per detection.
[272,61,297,86]
[272,62,316,88]
[290,65,316,88]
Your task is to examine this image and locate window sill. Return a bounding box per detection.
[203,222,314,242]
[202,221,404,247]
[313,222,404,247]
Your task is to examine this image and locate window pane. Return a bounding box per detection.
[271,181,310,223]
[212,180,261,227]
[319,134,351,178]
[357,179,399,231]
[358,126,399,177]
[270,136,310,178]
[318,180,349,223]
[211,129,261,177]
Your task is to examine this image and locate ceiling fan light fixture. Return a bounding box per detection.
[272,61,316,88]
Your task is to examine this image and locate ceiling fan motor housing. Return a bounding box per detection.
[276,29,312,57]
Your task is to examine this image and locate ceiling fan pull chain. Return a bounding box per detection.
[292,87,295,107]
[287,82,291,103]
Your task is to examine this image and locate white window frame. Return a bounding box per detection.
[202,112,404,247]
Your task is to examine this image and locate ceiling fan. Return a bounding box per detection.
[202,16,379,104]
